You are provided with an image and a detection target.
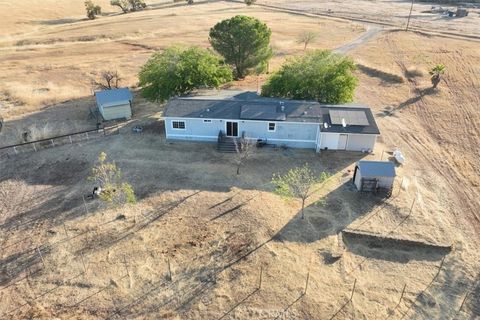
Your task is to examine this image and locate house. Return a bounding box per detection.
[95,88,133,121]
[353,160,396,192]
[163,91,380,152]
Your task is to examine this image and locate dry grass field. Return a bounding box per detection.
[1,1,480,319]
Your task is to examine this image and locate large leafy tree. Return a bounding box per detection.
[209,15,273,79]
[139,46,233,102]
[262,50,358,104]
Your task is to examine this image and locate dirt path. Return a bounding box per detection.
[333,24,382,54]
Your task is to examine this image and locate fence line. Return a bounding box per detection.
[0,125,120,157]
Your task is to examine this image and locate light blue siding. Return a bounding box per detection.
[165,117,318,148]
[164,117,376,151]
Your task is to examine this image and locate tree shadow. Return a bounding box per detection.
[272,181,382,244]
[356,64,405,86]
[378,87,436,117]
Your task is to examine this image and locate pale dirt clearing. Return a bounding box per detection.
[0,1,363,120]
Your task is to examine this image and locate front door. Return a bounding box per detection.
[226,121,238,137]
[338,134,348,150]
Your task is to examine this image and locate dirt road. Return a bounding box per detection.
[333,24,382,54]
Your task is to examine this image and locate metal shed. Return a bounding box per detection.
[95,88,133,121]
[353,160,396,192]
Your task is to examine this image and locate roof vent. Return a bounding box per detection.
[279,101,285,112]
[323,122,329,129]
[206,108,210,112]
[302,111,308,115]
[342,118,347,128]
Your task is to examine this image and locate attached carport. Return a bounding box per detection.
[95,88,133,121]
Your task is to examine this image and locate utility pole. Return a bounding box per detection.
[406,0,414,31]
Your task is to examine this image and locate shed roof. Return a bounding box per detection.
[163,91,380,135]
[95,88,133,108]
[356,161,396,177]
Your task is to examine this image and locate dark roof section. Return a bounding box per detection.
[95,88,133,108]
[356,161,396,177]
[163,91,380,135]
[240,104,286,121]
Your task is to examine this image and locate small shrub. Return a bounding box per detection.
[85,1,102,20]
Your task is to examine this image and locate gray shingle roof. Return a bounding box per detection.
[95,88,133,108]
[357,161,396,177]
[163,91,380,135]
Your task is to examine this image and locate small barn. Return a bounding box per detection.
[95,88,133,121]
[353,160,396,192]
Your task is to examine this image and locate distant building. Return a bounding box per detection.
[163,91,380,152]
[353,160,396,192]
[95,88,133,121]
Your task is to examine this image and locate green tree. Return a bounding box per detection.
[209,15,273,79]
[110,0,145,12]
[429,64,445,89]
[85,1,102,20]
[128,0,147,11]
[272,164,330,219]
[245,0,257,5]
[88,152,136,205]
[262,50,358,104]
[139,46,233,102]
[110,0,129,13]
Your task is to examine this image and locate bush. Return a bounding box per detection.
[85,1,102,20]
[139,46,233,102]
[209,15,273,79]
[111,0,146,13]
[262,50,358,104]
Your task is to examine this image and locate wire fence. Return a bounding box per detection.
[0,125,120,159]
[0,175,477,319]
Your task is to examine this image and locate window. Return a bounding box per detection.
[203,119,212,123]
[268,122,276,132]
[172,121,185,129]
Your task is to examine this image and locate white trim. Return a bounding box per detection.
[171,120,186,130]
[164,116,319,127]
[167,134,217,139]
[268,122,276,132]
[263,138,316,143]
[166,134,315,144]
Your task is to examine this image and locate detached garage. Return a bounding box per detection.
[95,88,133,121]
[353,160,396,193]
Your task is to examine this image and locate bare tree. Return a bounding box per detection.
[297,31,318,51]
[272,164,330,219]
[93,70,122,90]
[233,137,256,175]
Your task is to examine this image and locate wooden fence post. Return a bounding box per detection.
[51,139,55,146]
[37,246,46,268]
[13,146,17,154]
[350,279,357,301]
[258,267,263,290]
[32,143,37,152]
[166,258,172,281]
[82,195,89,214]
[304,271,310,295]
[69,135,73,144]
